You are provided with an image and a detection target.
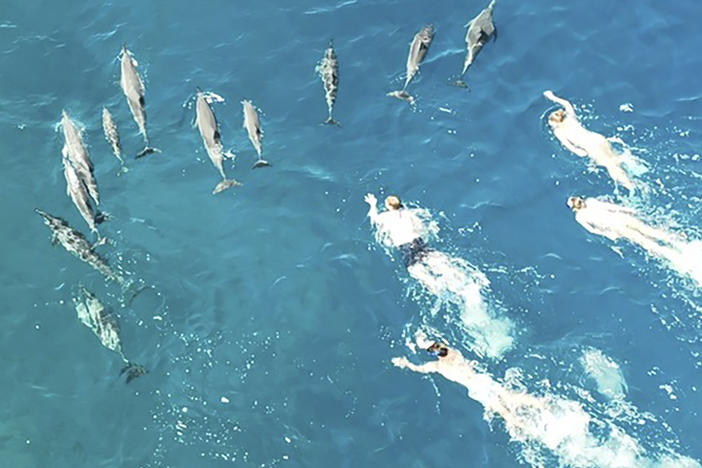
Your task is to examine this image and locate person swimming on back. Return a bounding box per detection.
[364,193,431,267]
[544,90,635,192]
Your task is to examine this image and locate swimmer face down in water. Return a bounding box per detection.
[365,193,431,267]
[543,90,635,192]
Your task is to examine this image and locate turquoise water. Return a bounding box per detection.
[2,0,702,466]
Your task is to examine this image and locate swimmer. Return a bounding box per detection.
[567,196,702,286]
[392,338,545,422]
[364,193,432,268]
[544,90,635,191]
[391,334,701,467]
[567,196,681,252]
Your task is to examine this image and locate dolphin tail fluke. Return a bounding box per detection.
[120,362,148,384]
[324,116,340,126]
[213,179,242,194]
[136,146,160,158]
[450,79,469,88]
[252,159,271,169]
[387,90,415,105]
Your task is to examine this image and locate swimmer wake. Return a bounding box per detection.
[365,193,514,358]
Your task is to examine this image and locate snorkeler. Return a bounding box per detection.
[364,193,432,267]
[390,333,700,467]
[543,90,635,191]
[567,196,680,251]
[567,196,702,286]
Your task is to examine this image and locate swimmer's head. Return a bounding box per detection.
[385,195,402,211]
[427,342,449,358]
[548,109,566,127]
[567,196,586,211]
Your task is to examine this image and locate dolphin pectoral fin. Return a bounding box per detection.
[213,179,242,194]
[51,234,59,246]
[120,362,148,384]
[252,159,271,169]
[136,147,160,158]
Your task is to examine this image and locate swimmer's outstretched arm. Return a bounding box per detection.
[543,90,577,117]
[364,193,380,226]
[391,356,439,374]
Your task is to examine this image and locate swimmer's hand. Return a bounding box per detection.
[391,356,411,369]
[543,90,556,100]
[364,193,377,209]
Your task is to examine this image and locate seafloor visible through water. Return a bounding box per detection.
[1,0,701,466]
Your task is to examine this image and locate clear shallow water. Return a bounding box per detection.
[1,0,702,466]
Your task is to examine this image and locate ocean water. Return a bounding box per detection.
[1,0,702,466]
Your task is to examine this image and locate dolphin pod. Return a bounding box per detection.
[316,40,340,125]
[242,99,270,168]
[455,0,497,87]
[388,25,434,104]
[195,90,242,194]
[120,45,159,157]
[74,287,147,383]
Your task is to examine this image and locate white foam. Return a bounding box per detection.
[580,348,628,400]
[408,251,514,358]
[664,239,702,288]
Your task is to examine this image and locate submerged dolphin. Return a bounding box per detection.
[456,0,497,85]
[195,91,241,194]
[73,287,147,383]
[388,25,434,104]
[62,154,97,233]
[102,107,125,169]
[120,45,158,158]
[242,100,269,168]
[61,110,99,206]
[35,209,124,285]
[315,41,340,125]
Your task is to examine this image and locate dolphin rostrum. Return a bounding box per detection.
[61,110,99,206]
[35,209,124,285]
[120,45,159,158]
[455,0,497,86]
[242,100,270,168]
[388,25,434,104]
[195,91,241,194]
[315,41,339,125]
[102,107,126,170]
[73,287,147,383]
[62,154,97,233]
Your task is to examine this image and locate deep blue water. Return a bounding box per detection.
[2,0,702,466]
